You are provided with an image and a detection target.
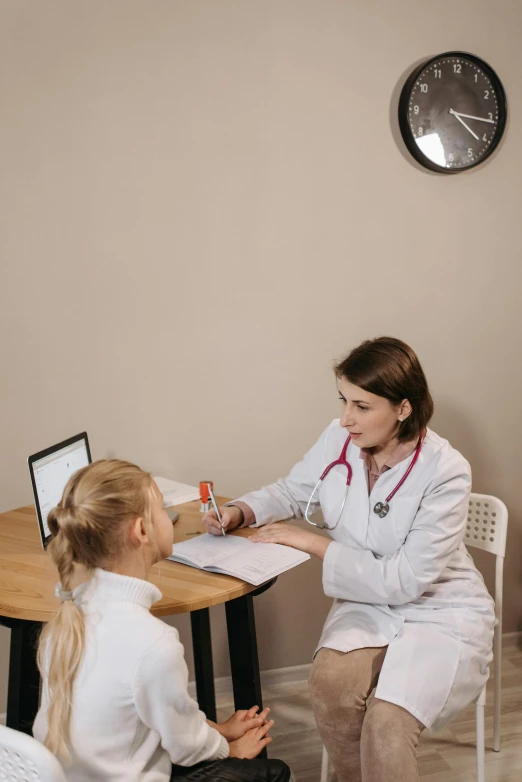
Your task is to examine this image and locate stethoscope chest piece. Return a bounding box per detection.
[373,501,390,519]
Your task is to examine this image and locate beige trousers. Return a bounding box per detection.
[309,647,425,782]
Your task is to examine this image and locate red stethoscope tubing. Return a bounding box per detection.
[320,432,423,502]
[305,431,425,529]
[318,434,353,484]
[381,433,424,504]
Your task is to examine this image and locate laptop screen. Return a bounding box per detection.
[31,436,91,540]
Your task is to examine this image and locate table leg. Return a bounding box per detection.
[225,580,276,759]
[6,620,42,734]
[190,608,217,722]
[226,593,266,757]
[225,593,263,714]
[225,579,276,714]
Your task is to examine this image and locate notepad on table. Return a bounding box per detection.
[153,476,200,508]
[168,533,310,586]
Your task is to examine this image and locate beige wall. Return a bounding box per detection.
[1,0,521,715]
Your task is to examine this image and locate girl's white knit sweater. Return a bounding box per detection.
[34,568,229,781]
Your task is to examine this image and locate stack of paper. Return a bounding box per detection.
[153,476,200,508]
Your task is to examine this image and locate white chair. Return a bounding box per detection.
[0,724,67,782]
[320,492,508,782]
[465,492,507,781]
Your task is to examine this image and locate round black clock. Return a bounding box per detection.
[398,51,507,173]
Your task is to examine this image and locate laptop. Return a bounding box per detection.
[28,432,92,549]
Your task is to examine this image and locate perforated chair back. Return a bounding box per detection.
[0,724,67,782]
[464,493,508,560]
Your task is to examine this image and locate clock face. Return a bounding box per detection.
[399,52,507,172]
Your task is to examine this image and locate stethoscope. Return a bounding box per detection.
[304,432,424,530]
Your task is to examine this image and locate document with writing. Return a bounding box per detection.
[168,533,310,586]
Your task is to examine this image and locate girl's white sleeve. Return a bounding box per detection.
[234,421,337,527]
[133,628,229,766]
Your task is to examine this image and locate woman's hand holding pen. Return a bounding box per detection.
[203,505,244,536]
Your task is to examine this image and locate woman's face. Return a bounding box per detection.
[337,376,409,450]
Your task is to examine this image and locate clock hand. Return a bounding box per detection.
[449,109,479,140]
[450,110,495,124]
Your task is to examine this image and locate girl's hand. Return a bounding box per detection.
[203,505,243,536]
[228,720,274,759]
[250,522,331,560]
[217,706,270,741]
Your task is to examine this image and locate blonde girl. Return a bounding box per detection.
[34,459,292,782]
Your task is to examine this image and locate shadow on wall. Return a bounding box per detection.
[432,400,494,596]
[432,400,522,634]
[431,400,489,479]
[389,54,435,175]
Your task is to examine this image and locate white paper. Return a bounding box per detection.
[152,476,200,507]
[168,533,310,586]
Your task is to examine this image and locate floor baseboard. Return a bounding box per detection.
[187,662,312,702]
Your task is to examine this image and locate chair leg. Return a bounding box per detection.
[493,623,502,752]
[320,745,329,782]
[476,688,486,782]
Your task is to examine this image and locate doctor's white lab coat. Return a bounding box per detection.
[236,421,495,730]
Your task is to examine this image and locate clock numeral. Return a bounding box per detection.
[453,63,462,74]
[483,133,488,142]
[488,112,493,121]
[434,69,441,78]
[420,83,428,93]
[449,152,455,162]
[468,148,473,158]
[418,126,424,136]
[474,73,478,82]
[413,105,419,115]
[484,90,489,99]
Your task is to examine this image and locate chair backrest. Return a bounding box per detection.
[0,724,67,782]
[465,492,508,559]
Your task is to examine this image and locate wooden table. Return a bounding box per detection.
[0,500,275,736]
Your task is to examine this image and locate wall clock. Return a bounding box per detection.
[398,51,507,172]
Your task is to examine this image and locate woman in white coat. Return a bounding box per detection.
[203,337,495,782]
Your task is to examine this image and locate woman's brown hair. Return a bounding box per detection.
[334,337,434,442]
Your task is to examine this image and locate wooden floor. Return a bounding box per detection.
[216,635,522,782]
